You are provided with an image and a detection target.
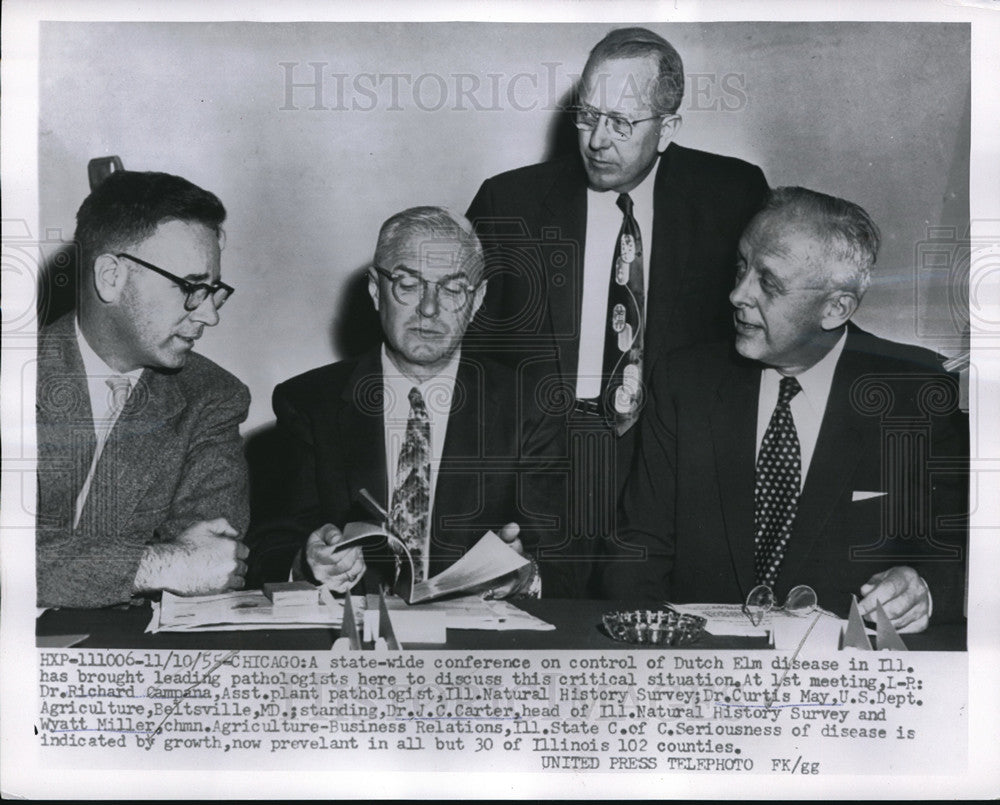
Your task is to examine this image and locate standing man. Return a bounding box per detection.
[37,170,250,608]
[247,207,572,598]
[466,27,768,585]
[603,188,968,630]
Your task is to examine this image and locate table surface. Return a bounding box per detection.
[36,598,966,652]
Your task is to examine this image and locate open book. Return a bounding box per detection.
[340,522,530,604]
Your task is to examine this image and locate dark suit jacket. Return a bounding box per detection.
[36,314,250,608]
[247,349,576,597]
[465,144,768,390]
[602,324,968,622]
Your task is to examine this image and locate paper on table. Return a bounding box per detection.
[146,589,356,633]
[383,593,555,631]
[770,610,845,650]
[670,602,872,649]
[668,602,769,637]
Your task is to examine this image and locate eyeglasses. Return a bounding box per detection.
[372,264,480,312]
[572,103,671,141]
[116,253,234,312]
[742,584,821,627]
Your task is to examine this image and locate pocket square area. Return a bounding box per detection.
[852,490,887,502]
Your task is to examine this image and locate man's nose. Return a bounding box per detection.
[189,294,221,326]
[729,272,754,309]
[588,115,613,150]
[417,281,440,317]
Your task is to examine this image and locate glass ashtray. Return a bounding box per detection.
[602,608,707,646]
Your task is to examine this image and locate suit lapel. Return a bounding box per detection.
[431,357,489,572]
[646,145,693,381]
[779,333,866,585]
[541,162,588,382]
[709,357,760,599]
[339,351,388,513]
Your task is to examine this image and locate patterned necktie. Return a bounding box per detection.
[389,386,431,582]
[601,193,645,435]
[753,375,803,588]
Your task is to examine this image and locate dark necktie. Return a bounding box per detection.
[601,193,645,435]
[753,375,803,588]
[389,387,431,582]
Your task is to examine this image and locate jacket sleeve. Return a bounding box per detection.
[36,379,250,608]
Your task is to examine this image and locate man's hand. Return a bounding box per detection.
[497,521,524,555]
[134,518,248,596]
[484,522,540,599]
[858,566,930,633]
[305,524,366,593]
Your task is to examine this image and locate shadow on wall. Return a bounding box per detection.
[330,264,382,359]
[542,89,579,163]
[38,243,79,327]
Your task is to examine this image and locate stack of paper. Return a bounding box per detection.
[146,590,351,633]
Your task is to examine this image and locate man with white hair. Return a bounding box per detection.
[603,187,968,631]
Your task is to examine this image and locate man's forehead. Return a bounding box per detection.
[580,55,659,112]
[741,219,829,273]
[384,239,469,274]
[134,219,222,278]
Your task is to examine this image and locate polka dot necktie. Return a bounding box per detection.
[601,192,645,435]
[389,387,431,582]
[753,375,802,588]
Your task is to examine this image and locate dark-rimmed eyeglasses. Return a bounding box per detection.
[116,253,234,312]
[572,103,672,141]
[372,264,480,312]
[743,584,821,627]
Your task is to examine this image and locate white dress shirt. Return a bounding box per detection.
[381,346,460,579]
[575,167,656,399]
[73,321,142,528]
[754,331,847,488]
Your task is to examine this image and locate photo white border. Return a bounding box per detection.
[3,0,998,799]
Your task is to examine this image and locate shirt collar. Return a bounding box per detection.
[380,345,462,407]
[765,329,848,409]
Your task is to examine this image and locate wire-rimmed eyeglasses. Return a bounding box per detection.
[116,253,234,312]
[572,103,674,141]
[743,584,823,627]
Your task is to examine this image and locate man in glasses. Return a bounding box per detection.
[36,170,250,608]
[247,207,572,597]
[603,187,968,632]
[466,27,767,594]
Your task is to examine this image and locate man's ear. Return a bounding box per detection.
[657,114,682,152]
[367,270,381,311]
[92,254,127,303]
[821,290,859,330]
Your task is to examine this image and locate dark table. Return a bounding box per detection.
[36,598,966,651]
